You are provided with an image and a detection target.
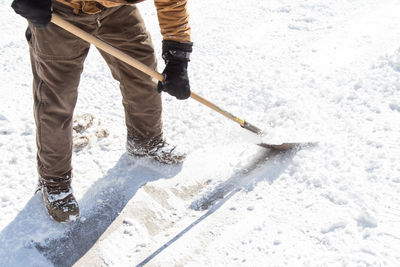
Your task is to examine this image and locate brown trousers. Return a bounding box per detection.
[28,2,162,181]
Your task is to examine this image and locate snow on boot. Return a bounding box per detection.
[126,134,186,165]
[40,175,79,222]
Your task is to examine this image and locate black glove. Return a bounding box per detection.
[11,0,52,29]
[157,40,193,100]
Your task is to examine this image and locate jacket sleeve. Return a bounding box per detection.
[154,0,191,42]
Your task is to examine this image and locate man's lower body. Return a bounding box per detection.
[28,2,183,222]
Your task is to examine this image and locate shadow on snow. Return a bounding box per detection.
[0,153,182,267]
[136,148,298,266]
[0,147,299,267]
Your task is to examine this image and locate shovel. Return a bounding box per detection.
[51,13,305,151]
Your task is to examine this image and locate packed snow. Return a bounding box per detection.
[1,0,400,266]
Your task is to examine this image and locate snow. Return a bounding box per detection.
[1,0,400,266]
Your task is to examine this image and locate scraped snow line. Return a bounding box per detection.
[74,145,291,266]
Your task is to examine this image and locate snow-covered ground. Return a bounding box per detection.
[1,0,400,266]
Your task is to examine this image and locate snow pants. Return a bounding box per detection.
[27,2,162,182]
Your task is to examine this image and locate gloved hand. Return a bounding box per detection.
[157,40,193,100]
[11,0,52,29]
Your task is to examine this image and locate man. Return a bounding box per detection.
[11,0,193,222]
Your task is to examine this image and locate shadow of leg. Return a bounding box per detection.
[0,153,182,267]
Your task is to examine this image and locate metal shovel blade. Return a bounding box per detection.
[257,142,316,151]
[253,127,317,151]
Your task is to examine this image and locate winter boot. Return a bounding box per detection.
[126,134,186,165]
[39,174,79,222]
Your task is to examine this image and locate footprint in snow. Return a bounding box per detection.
[72,113,109,150]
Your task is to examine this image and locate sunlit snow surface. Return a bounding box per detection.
[1,0,400,266]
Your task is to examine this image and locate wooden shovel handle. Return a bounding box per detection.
[51,13,248,127]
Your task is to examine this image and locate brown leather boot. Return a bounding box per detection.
[39,173,79,222]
